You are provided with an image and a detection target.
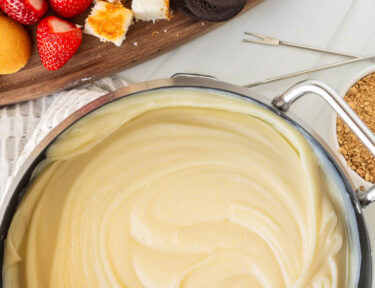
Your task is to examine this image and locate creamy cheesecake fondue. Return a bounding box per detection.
[3,89,351,287]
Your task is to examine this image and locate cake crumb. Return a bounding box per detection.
[133,42,138,46]
[163,29,167,33]
[152,31,159,36]
[201,22,205,26]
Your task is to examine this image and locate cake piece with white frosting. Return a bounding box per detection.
[132,0,170,22]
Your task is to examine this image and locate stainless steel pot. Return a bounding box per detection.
[0,75,374,287]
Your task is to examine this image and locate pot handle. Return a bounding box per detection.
[171,73,217,81]
[272,80,375,208]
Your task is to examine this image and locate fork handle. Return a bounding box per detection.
[280,41,360,58]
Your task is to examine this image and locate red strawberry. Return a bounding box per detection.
[49,0,92,18]
[37,16,82,71]
[0,0,48,24]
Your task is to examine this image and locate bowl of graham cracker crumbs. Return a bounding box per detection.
[331,66,375,189]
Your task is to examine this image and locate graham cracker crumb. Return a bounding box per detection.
[337,72,375,183]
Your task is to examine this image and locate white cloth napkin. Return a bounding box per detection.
[0,76,128,198]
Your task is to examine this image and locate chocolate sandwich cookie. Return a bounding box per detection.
[174,0,196,18]
[185,0,245,22]
[204,0,247,8]
[174,0,247,22]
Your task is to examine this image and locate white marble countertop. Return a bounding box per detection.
[120,0,375,280]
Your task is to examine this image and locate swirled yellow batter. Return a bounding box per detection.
[3,89,351,287]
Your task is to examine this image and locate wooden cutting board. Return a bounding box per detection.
[0,0,263,106]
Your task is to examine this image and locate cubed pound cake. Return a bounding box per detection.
[84,1,133,47]
[132,0,170,22]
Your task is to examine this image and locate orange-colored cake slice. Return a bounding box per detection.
[84,1,133,47]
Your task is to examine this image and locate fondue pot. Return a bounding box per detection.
[0,74,374,287]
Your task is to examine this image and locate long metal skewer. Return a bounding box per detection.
[244,54,375,88]
[243,32,361,58]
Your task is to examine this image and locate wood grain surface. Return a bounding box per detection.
[0,0,263,106]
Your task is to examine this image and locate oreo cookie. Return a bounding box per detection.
[174,0,197,18]
[187,0,245,21]
[174,0,246,22]
[204,0,247,8]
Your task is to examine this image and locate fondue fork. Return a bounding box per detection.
[243,32,360,58]
[244,54,375,88]
[242,32,375,88]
